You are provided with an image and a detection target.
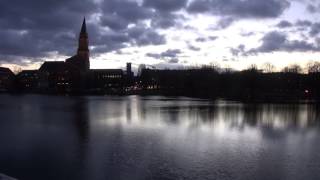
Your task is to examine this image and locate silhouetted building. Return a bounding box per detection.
[36,18,90,92]
[17,70,39,91]
[125,62,134,85]
[126,63,133,77]
[3,18,133,94]
[0,67,15,92]
[88,69,124,93]
[66,18,90,71]
[38,61,82,92]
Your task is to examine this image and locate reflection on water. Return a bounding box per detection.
[0,95,320,180]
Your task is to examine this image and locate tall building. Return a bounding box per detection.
[78,17,90,68]
[126,63,133,77]
[38,18,90,92]
[66,17,90,71]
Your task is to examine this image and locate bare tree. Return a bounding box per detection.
[209,62,221,70]
[307,61,320,73]
[262,62,275,73]
[246,64,259,72]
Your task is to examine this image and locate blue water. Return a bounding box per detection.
[0,95,320,180]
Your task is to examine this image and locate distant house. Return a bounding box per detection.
[17,70,39,91]
[0,67,15,92]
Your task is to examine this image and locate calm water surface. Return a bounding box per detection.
[0,95,320,180]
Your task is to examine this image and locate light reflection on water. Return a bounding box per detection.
[0,95,320,180]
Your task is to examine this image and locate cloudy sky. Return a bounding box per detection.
[0,0,320,71]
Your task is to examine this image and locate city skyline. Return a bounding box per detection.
[0,0,320,72]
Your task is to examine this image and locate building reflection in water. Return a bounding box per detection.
[83,96,320,180]
[90,96,320,132]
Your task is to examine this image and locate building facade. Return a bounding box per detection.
[17,70,39,91]
[0,67,15,92]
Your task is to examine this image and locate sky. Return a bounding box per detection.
[0,0,320,72]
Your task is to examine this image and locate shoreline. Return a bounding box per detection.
[1,91,320,104]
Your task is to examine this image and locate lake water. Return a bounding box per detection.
[0,95,320,180]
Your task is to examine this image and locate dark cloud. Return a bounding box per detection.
[230,44,246,56]
[306,4,320,14]
[196,36,218,42]
[248,31,319,54]
[168,58,179,63]
[150,13,186,29]
[143,0,188,12]
[310,23,320,37]
[0,0,97,61]
[100,0,187,31]
[90,23,167,53]
[287,20,320,37]
[100,0,152,30]
[251,31,286,52]
[215,17,235,30]
[0,0,172,63]
[146,53,161,59]
[100,14,130,31]
[307,4,316,13]
[0,29,77,58]
[296,20,313,27]
[127,25,166,46]
[188,44,201,51]
[0,0,97,31]
[0,0,314,66]
[101,0,152,21]
[276,20,293,28]
[209,36,219,41]
[146,49,182,62]
[183,25,198,31]
[196,37,207,42]
[240,32,256,37]
[160,49,182,58]
[187,0,290,19]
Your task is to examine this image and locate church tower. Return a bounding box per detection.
[77,17,90,70]
[65,17,90,71]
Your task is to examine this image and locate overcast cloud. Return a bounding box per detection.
[0,0,319,69]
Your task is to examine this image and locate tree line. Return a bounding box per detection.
[139,61,320,102]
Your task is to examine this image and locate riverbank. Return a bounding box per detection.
[1,90,320,104]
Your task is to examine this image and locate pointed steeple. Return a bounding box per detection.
[80,17,87,34]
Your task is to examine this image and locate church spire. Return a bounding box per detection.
[77,17,89,70]
[66,17,90,71]
[80,17,87,35]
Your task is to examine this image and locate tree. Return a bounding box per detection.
[248,64,258,70]
[307,61,320,73]
[262,62,275,73]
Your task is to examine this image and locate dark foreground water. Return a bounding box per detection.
[1,95,320,180]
